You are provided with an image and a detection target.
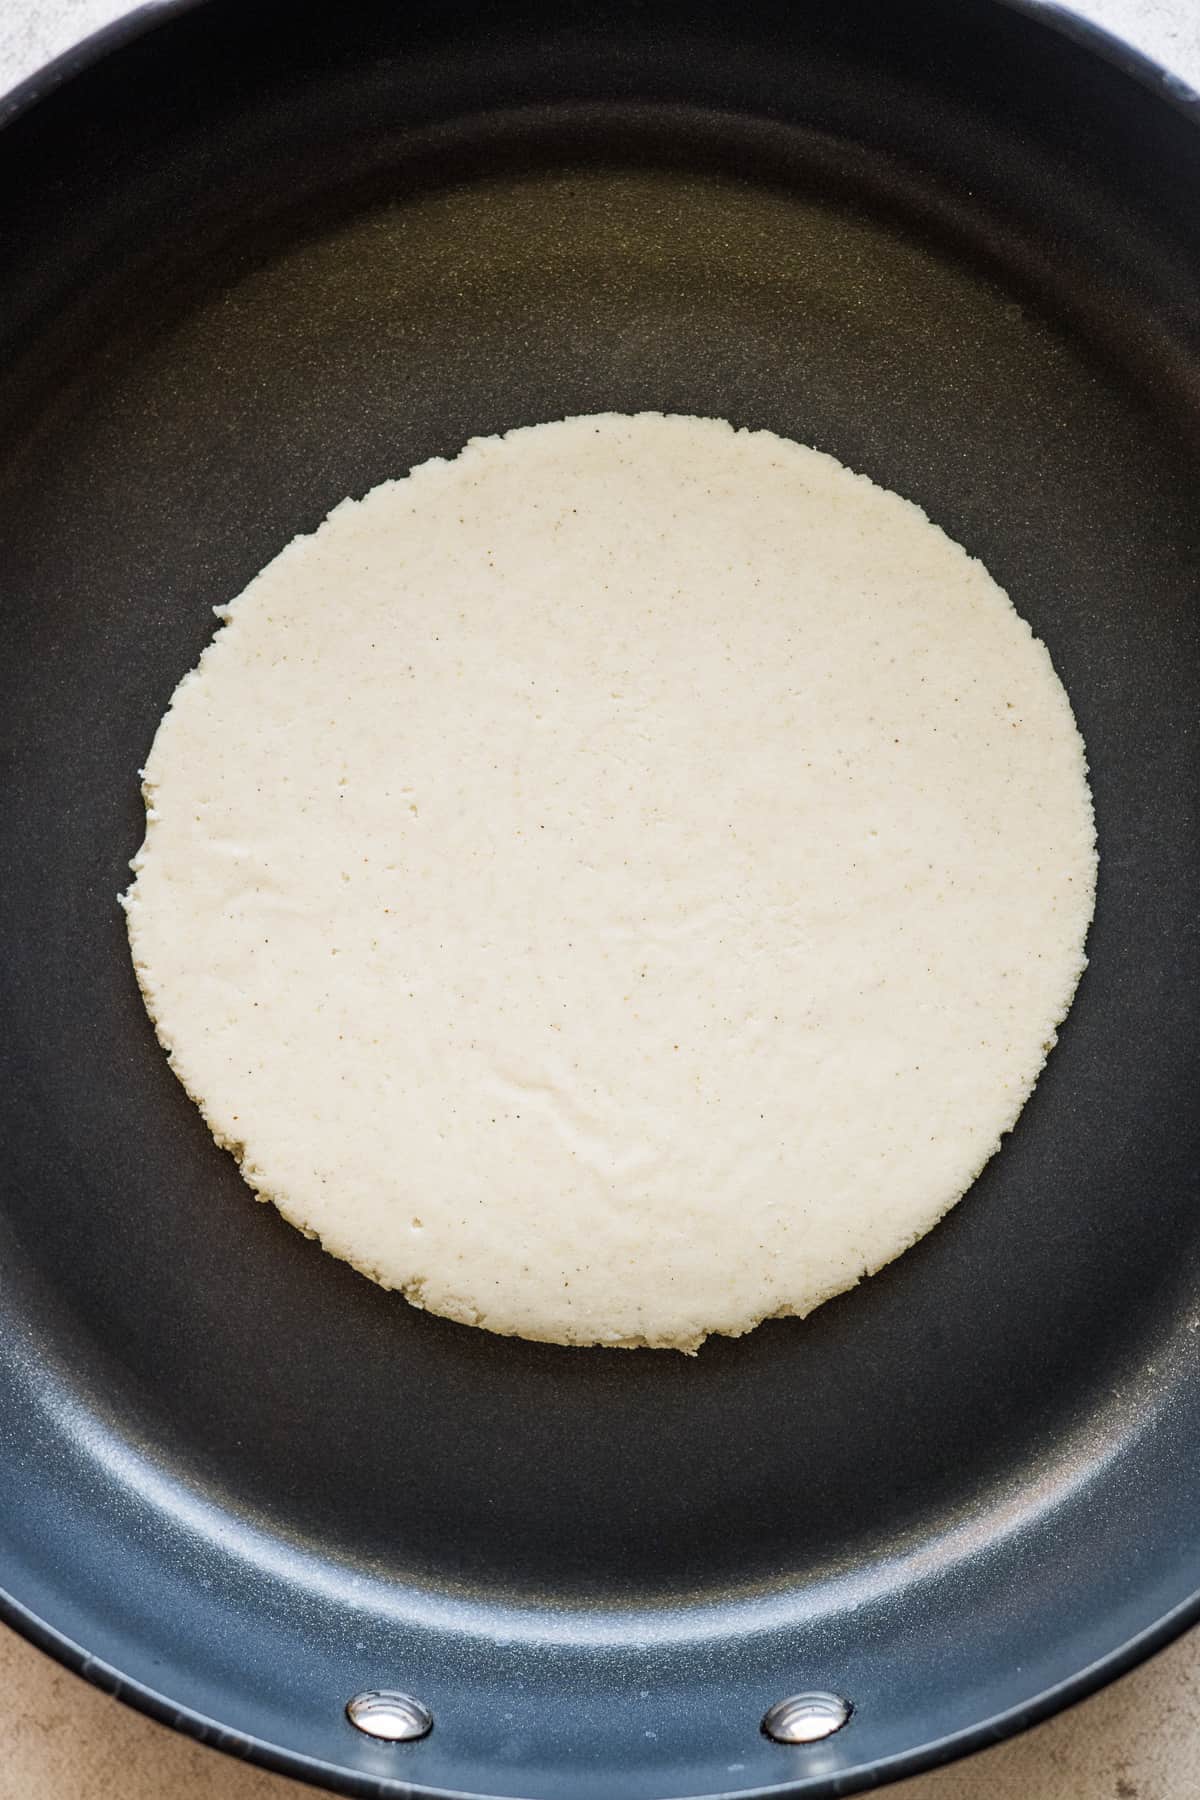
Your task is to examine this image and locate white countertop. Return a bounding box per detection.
[2,3,1198,1798]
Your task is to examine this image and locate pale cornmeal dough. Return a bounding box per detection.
[123,413,1097,1351]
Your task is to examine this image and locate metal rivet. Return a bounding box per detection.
[346,1691,432,1742]
[762,1692,853,1744]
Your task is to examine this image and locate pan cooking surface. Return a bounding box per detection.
[0,2,1197,1796]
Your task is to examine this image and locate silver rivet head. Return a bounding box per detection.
[762,1692,853,1744]
[346,1691,432,1742]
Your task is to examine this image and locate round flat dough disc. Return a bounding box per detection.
[124,413,1096,1350]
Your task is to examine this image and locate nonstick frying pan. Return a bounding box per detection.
[0,2,1198,1795]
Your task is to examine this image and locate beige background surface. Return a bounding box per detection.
[3,2,1199,1796]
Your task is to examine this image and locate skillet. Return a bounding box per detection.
[0,2,1198,1795]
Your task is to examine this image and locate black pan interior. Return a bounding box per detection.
[0,2,1198,1796]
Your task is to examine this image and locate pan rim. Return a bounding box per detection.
[0,0,1197,1795]
[4,1576,1200,1800]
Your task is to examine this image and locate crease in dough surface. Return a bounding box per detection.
[123,412,1097,1351]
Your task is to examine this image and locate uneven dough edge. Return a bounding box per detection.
[122,411,1097,1353]
[122,910,1090,1354]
